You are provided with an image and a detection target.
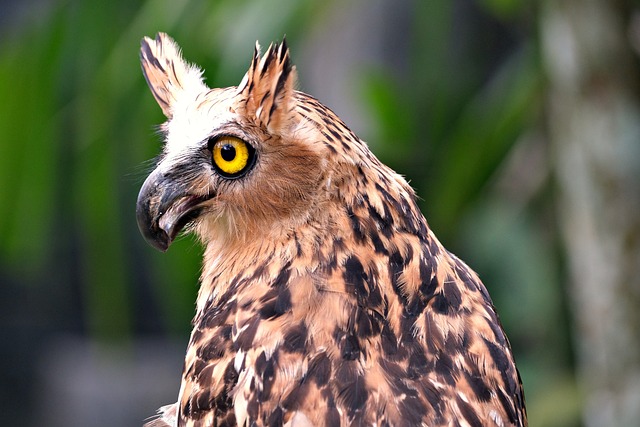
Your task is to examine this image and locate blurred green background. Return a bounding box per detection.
[1,0,639,426]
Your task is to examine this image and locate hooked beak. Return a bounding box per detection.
[136,169,212,251]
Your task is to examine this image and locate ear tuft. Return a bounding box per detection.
[140,33,208,119]
[238,38,297,132]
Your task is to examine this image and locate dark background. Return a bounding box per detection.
[1,0,639,426]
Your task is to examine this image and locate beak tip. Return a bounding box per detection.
[136,196,172,252]
[150,236,170,252]
[137,215,172,252]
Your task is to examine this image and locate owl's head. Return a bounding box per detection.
[137,33,367,252]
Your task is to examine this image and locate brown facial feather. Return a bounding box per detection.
[138,33,527,427]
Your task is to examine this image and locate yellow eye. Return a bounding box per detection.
[211,136,255,178]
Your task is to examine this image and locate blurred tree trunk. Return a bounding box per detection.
[541,1,640,426]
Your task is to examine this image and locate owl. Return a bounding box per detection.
[137,33,527,427]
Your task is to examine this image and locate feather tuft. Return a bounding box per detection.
[238,38,297,133]
[143,403,177,427]
[140,33,208,119]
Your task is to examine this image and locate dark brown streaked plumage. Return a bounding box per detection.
[137,33,527,427]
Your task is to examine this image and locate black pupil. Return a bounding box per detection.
[220,144,236,162]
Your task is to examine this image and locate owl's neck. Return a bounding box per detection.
[195,161,437,323]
